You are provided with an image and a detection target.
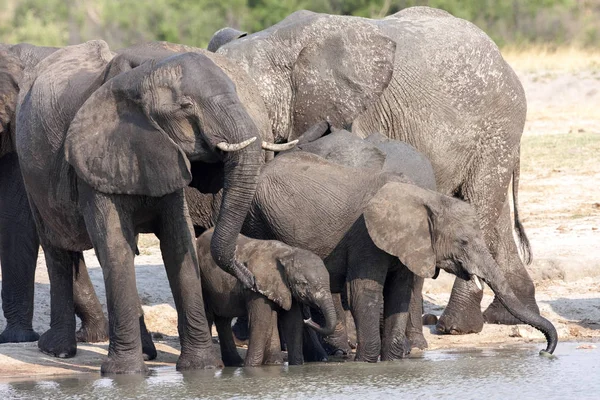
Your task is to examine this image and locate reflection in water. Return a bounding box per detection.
[1,343,599,399]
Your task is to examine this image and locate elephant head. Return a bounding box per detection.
[363,182,558,354]
[64,52,263,289]
[0,49,23,158]
[250,244,337,336]
[210,11,396,143]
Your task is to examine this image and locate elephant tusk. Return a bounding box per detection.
[261,140,299,151]
[472,275,483,291]
[216,136,257,152]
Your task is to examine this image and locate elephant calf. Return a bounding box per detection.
[197,229,336,367]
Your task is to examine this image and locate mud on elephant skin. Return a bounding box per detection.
[14,40,277,374]
[210,7,536,334]
[197,229,336,367]
[242,152,557,362]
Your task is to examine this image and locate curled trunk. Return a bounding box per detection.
[480,253,557,354]
[305,291,337,336]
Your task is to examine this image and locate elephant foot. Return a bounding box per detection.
[101,355,148,375]
[38,328,77,358]
[0,326,40,344]
[176,350,223,371]
[140,320,157,361]
[263,352,284,365]
[407,329,428,350]
[483,297,540,325]
[381,336,411,361]
[76,319,109,343]
[436,309,484,335]
[422,314,438,326]
[222,353,244,367]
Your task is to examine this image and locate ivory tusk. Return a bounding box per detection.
[216,136,257,152]
[472,275,483,291]
[261,139,299,151]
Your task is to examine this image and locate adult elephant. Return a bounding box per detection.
[0,44,114,345]
[14,40,273,374]
[209,7,534,335]
[0,40,283,348]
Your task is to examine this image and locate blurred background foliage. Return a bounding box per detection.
[0,0,598,49]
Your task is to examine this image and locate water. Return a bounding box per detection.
[1,343,599,399]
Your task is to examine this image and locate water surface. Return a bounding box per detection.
[1,342,598,399]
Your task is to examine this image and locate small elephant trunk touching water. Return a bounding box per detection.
[304,291,337,336]
[479,252,558,354]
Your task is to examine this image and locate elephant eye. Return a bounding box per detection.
[180,97,194,109]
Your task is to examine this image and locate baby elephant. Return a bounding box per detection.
[197,229,336,367]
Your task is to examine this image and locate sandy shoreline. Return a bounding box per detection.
[1,66,599,380]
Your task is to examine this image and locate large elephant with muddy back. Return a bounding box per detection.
[209,6,535,335]
[10,40,288,374]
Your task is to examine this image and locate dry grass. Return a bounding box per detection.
[137,234,160,254]
[521,132,600,177]
[502,45,600,73]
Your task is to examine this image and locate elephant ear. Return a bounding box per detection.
[0,50,23,157]
[249,250,293,311]
[364,182,436,278]
[207,28,248,53]
[290,25,396,138]
[65,64,191,197]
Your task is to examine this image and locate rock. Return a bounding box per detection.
[576,344,596,349]
[142,304,179,337]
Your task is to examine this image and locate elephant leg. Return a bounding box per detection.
[406,276,428,350]
[279,302,304,365]
[302,325,328,362]
[37,244,78,358]
[483,199,539,324]
[347,235,390,363]
[349,277,384,362]
[437,149,511,335]
[139,315,157,361]
[232,314,250,343]
[380,268,411,361]
[319,292,352,357]
[245,293,276,366]
[157,191,221,371]
[0,154,40,343]
[215,317,243,367]
[80,191,145,374]
[73,254,108,343]
[263,311,283,365]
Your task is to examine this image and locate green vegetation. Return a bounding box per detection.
[0,0,598,49]
[521,132,600,176]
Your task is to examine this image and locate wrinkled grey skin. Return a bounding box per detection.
[290,125,436,354]
[197,229,335,366]
[210,7,534,334]
[0,41,276,350]
[0,44,114,346]
[240,152,556,362]
[15,41,265,374]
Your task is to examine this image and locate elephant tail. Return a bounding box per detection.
[512,155,532,265]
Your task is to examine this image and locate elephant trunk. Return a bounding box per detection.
[210,105,262,290]
[479,252,557,354]
[304,290,337,336]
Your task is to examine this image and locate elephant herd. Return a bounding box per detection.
[0,7,557,375]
